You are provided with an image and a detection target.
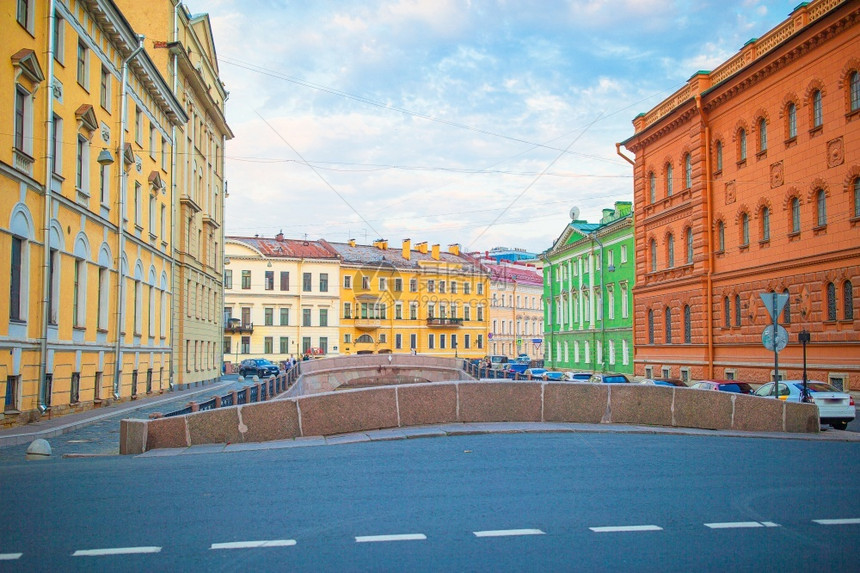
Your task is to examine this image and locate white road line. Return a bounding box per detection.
[473,529,546,537]
[704,522,775,529]
[813,518,860,526]
[355,534,427,543]
[0,553,23,561]
[589,525,663,533]
[210,540,297,550]
[72,546,161,557]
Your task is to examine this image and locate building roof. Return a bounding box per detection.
[481,262,543,286]
[226,236,340,259]
[325,241,484,274]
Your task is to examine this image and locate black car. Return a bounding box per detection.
[238,358,280,378]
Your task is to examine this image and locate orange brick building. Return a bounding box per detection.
[621,0,859,389]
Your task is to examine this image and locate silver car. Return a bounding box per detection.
[754,380,855,430]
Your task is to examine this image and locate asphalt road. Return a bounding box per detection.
[1,432,858,571]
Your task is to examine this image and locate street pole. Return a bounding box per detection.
[771,294,779,396]
[799,330,810,401]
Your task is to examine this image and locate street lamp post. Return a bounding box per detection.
[799,330,811,401]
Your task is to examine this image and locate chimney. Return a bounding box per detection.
[348,238,356,247]
[416,241,428,254]
[448,243,460,256]
[373,238,388,250]
[275,230,285,241]
[431,244,440,260]
[402,238,411,260]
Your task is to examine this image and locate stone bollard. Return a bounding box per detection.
[214,395,222,408]
[189,401,199,412]
[148,412,164,419]
[26,439,52,460]
[230,390,238,405]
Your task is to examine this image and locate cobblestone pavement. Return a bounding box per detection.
[0,376,254,463]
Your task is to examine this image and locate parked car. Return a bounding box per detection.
[238,358,280,378]
[484,355,509,370]
[754,380,856,430]
[565,371,593,382]
[543,371,566,381]
[524,368,547,379]
[640,378,687,387]
[504,362,530,375]
[589,373,631,384]
[690,379,754,394]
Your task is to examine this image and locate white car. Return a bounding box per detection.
[754,380,855,430]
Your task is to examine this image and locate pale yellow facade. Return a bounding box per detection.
[223,236,342,367]
[114,1,233,388]
[485,263,545,361]
[1,0,186,426]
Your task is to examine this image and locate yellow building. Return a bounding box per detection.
[223,234,342,367]
[2,0,186,426]
[114,1,234,389]
[328,239,490,358]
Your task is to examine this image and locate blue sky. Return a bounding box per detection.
[199,0,802,253]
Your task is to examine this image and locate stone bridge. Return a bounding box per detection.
[119,355,819,454]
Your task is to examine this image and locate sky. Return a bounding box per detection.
[196,0,803,254]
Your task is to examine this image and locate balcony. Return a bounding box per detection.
[426,317,463,328]
[224,318,254,334]
[354,319,383,330]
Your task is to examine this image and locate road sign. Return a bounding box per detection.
[762,324,789,352]
[760,292,789,321]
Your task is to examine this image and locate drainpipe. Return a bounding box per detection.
[615,143,635,166]
[168,3,179,390]
[38,0,58,412]
[113,34,146,399]
[695,94,715,379]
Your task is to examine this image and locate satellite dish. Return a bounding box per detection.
[569,206,580,221]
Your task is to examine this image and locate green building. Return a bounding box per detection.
[541,202,634,374]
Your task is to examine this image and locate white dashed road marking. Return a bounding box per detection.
[0,554,23,561]
[704,521,780,529]
[72,546,162,557]
[210,540,297,550]
[589,525,663,533]
[355,534,427,543]
[473,529,545,537]
[813,518,860,526]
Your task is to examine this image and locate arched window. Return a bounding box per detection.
[826,282,837,321]
[649,172,656,204]
[666,163,673,196]
[667,233,675,268]
[665,307,672,344]
[782,289,791,324]
[812,89,823,129]
[791,197,801,234]
[738,128,747,162]
[685,227,693,264]
[717,221,725,252]
[761,206,770,241]
[724,296,731,328]
[648,309,654,344]
[787,103,797,139]
[758,118,767,152]
[851,71,860,112]
[844,281,854,320]
[650,239,657,272]
[741,213,750,247]
[734,294,741,326]
[684,153,692,189]
[816,189,827,227]
[684,305,692,343]
[715,140,723,172]
[853,178,860,219]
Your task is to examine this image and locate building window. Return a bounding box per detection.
[264,337,273,354]
[51,114,63,175]
[717,221,725,253]
[134,182,141,225]
[265,270,274,290]
[427,280,435,293]
[827,282,837,321]
[816,189,827,227]
[850,71,860,112]
[98,267,109,329]
[791,197,801,234]
[73,259,86,327]
[665,307,672,344]
[224,337,232,355]
[10,237,25,321]
[280,271,290,291]
[812,89,823,129]
[649,239,657,272]
[280,337,289,354]
[666,233,675,268]
[224,269,232,289]
[343,303,351,319]
[782,288,791,324]
[761,206,770,241]
[70,372,80,404]
[844,281,854,320]
[241,336,250,354]
[741,213,750,247]
[758,118,767,152]
[303,272,312,292]
[5,375,20,412]
[665,163,673,196]
[734,294,741,327]
[787,103,797,139]
[241,270,251,289]
[319,308,328,327]
[724,296,731,328]
[620,245,628,263]
[14,86,30,154]
[97,65,110,110]
[738,128,747,162]
[77,40,89,88]
[76,135,90,191]
[715,140,723,172]
[135,107,143,145]
[621,283,629,318]
[685,227,693,264]
[241,306,251,325]
[684,153,691,189]
[17,0,33,31]
[302,308,311,327]
[428,334,435,349]
[264,307,273,326]
[647,309,654,344]
[320,273,329,292]
[684,305,692,344]
[280,308,290,325]
[854,178,860,219]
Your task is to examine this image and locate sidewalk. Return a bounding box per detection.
[0,378,235,448]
